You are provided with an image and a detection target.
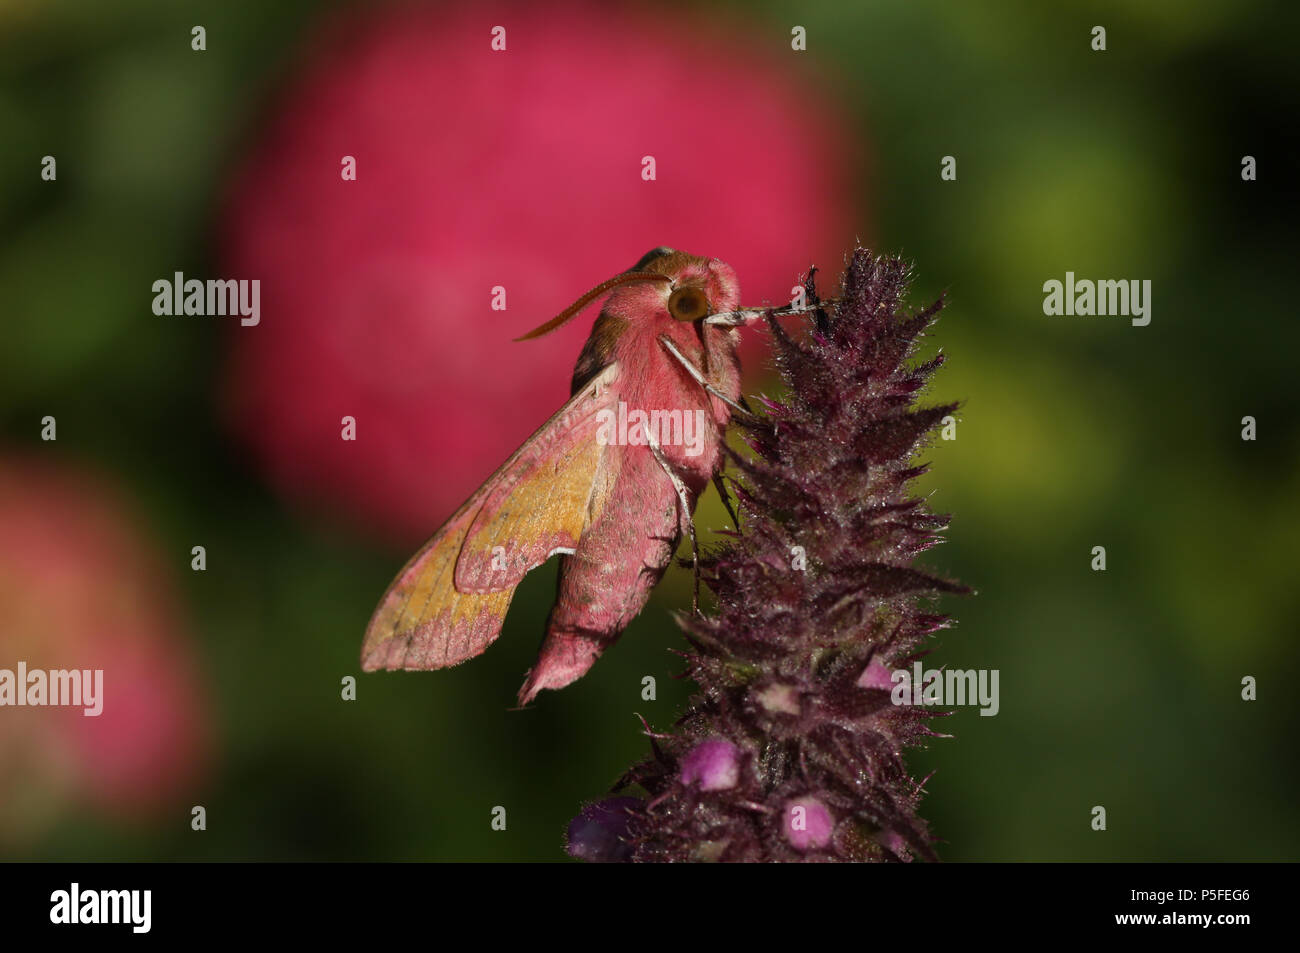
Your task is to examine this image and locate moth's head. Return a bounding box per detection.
[628,247,741,323]
[515,247,741,341]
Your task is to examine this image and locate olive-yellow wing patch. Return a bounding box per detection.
[360,362,620,671]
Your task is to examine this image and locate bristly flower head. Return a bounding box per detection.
[568,247,968,862]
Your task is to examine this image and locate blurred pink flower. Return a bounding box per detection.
[0,457,209,843]
[221,0,859,544]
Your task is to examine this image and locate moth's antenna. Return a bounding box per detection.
[515,271,672,341]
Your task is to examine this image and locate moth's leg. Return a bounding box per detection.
[646,427,700,616]
[656,334,759,425]
[713,471,740,530]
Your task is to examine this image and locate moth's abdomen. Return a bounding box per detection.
[517,447,687,705]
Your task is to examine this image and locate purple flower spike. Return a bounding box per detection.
[680,739,742,791]
[575,248,967,862]
[565,797,641,862]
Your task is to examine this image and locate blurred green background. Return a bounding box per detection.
[1,0,1296,861]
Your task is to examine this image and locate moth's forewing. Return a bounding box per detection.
[361,362,620,672]
[454,431,618,593]
[361,506,513,671]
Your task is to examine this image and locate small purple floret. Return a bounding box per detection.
[783,796,834,851]
[679,739,742,791]
[566,797,640,862]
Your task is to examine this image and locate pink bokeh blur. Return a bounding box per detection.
[222,0,860,544]
[0,458,209,845]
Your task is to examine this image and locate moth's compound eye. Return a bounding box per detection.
[668,287,710,322]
